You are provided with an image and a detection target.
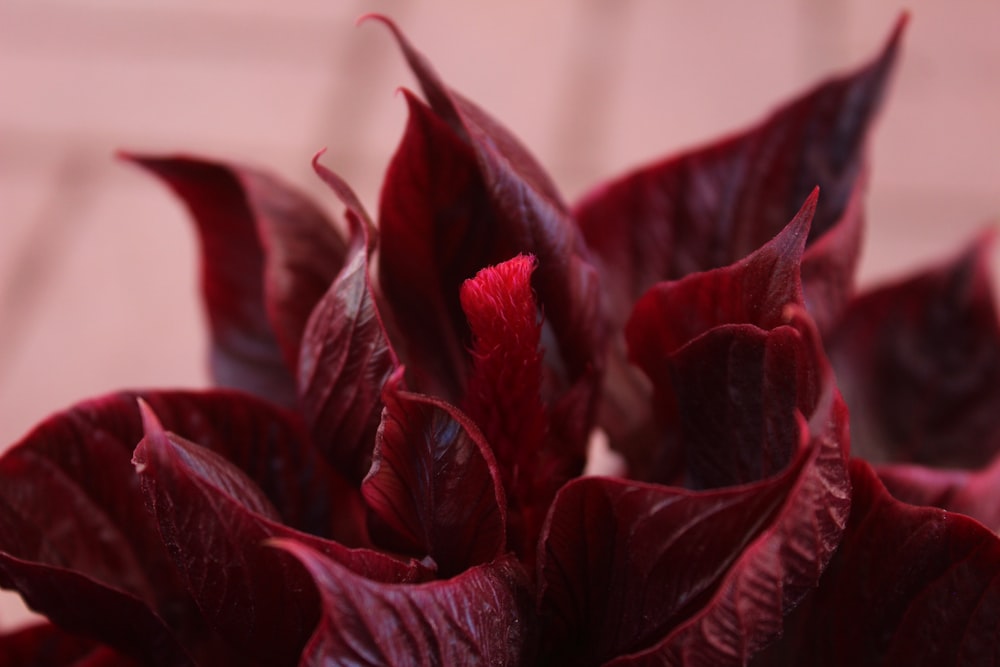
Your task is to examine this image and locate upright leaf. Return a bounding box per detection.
[125,155,347,405]
[578,17,904,464]
[362,373,507,577]
[373,17,605,445]
[574,17,904,328]
[828,232,1000,468]
[624,202,815,483]
[297,212,400,484]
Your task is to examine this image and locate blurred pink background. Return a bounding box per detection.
[1,0,998,629]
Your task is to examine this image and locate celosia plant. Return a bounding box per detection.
[1,13,998,666]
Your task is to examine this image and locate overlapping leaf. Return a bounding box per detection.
[133,403,430,666]
[624,198,815,483]
[362,371,507,577]
[373,16,604,451]
[126,155,347,406]
[579,18,904,466]
[277,542,533,667]
[538,379,850,665]
[574,18,903,328]
[752,459,1000,666]
[297,200,400,485]
[0,392,243,664]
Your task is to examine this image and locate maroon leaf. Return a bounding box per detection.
[876,451,1000,533]
[145,390,367,544]
[0,393,216,665]
[627,191,813,364]
[372,17,604,435]
[574,17,903,328]
[132,403,430,665]
[362,371,507,577]
[297,211,400,484]
[579,17,904,465]
[624,202,816,484]
[125,154,347,405]
[275,541,534,667]
[539,305,850,665]
[0,623,138,667]
[828,232,1000,468]
[538,406,849,665]
[752,459,1000,666]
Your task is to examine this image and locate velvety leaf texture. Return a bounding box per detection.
[828,233,1000,468]
[373,15,604,449]
[277,542,534,667]
[133,403,428,666]
[298,212,400,484]
[125,155,347,406]
[752,459,1000,667]
[362,372,507,577]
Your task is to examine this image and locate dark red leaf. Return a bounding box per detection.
[828,232,1000,468]
[627,192,813,364]
[124,154,347,405]
[624,203,817,484]
[132,403,430,666]
[0,393,216,665]
[362,371,507,577]
[752,459,1000,667]
[876,451,1000,533]
[275,542,534,667]
[372,18,604,441]
[539,305,850,665]
[297,213,400,484]
[579,17,904,466]
[0,623,138,667]
[538,404,849,665]
[574,17,903,328]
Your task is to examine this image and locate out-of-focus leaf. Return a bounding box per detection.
[577,17,905,465]
[876,451,1000,533]
[125,155,347,405]
[828,232,1000,468]
[0,623,139,667]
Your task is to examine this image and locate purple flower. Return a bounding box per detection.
[1,13,997,666]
